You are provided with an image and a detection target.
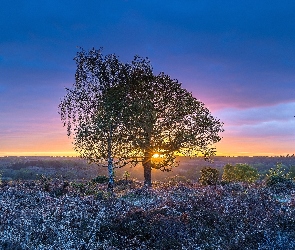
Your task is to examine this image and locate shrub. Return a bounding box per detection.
[71,182,86,193]
[70,181,100,195]
[39,174,51,191]
[287,165,295,179]
[222,163,259,183]
[122,171,130,181]
[266,163,288,185]
[199,167,219,185]
[91,175,109,184]
[165,175,188,185]
[265,163,295,192]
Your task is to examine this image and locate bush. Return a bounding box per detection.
[266,175,291,187]
[39,174,51,192]
[122,171,130,181]
[91,175,109,184]
[222,163,259,183]
[266,163,288,186]
[165,175,188,185]
[266,163,295,192]
[287,165,295,179]
[199,167,219,185]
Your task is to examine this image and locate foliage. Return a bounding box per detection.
[125,71,224,186]
[165,175,189,185]
[199,167,219,185]
[266,163,295,192]
[39,174,51,192]
[59,48,224,186]
[91,175,109,184]
[288,165,295,179]
[59,48,144,189]
[122,171,130,181]
[12,168,36,180]
[266,163,288,179]
[0,158,101,181]
[70,181,98,196]
[222,163,260,183]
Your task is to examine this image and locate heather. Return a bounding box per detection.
[1,179,295,249]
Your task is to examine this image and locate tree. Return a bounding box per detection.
[59,48,142,190]
[123,72,224,186]
[59,48,224,188]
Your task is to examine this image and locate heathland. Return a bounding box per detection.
[0,156,295,249]
[1,156,295,182]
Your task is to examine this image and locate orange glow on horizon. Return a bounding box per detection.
[1,148,292,158]
[0,151,78,157]
[1,132,294,157]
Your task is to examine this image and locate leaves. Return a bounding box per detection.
[222,164,260,183]
[59,48,224,180]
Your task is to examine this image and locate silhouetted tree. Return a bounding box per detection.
[59,48,224,188]
[125,72,224,186]
[59,48,142,190]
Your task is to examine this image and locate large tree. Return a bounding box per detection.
[59,48,224,187]
[124,72,224,186]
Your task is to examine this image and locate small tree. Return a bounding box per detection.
[199,167,219,185]
[222,163,259,183]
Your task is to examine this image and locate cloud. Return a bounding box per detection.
[215,102,295,125]
[214,102,295,141]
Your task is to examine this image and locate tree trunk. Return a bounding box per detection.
[143,153,152,187]
[107,126,114,191]
[107,157,114,190]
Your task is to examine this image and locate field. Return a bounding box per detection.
[1,156,295,182]
[0,178,295,249]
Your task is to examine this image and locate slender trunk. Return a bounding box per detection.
[107,126,114,191]
[107,157,114,190]
[143,152,152,187]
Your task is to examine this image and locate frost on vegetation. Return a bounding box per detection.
[0,179,295,249]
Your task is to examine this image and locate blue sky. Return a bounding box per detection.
[0,0,295,156]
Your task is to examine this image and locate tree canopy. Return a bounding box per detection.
[59,48,224,187]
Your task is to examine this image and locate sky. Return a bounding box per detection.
[0,0,295,157]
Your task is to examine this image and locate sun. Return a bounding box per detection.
[152,153,160,158]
